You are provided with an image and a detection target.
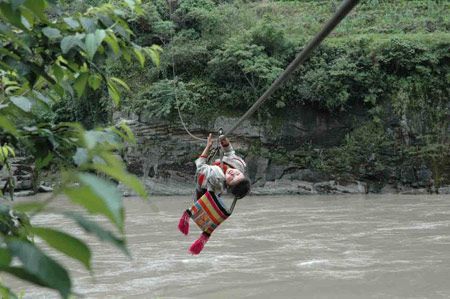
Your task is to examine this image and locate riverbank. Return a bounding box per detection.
[118,178,450,197]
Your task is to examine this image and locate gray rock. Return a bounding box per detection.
[400,188,429,195]
[313,180,367,194]
[38,185,53,192]
[438,186,450,194]
[380,184,398,194]
[265,163,286,181]
[214,116,260,138]
[246,155,269,185]
[252,179,315,195]
[14,190,35,197]
[14,178,32,191]
[282,168,327,183]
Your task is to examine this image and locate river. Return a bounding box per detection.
[5,194,450,298]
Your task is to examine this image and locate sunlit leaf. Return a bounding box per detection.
[6,240,71,298]
[107,80,120,106]
[110,77,130,91]
[122,47,131,62]
[32,227,92,271]
[65,212,129,256]
[52,64,64,82]
[133,47,145,67]
[145,45,162,67]
[0,116,18,135]
[88,74,102,90]
[73,72,89,97]
[104,32,120,55]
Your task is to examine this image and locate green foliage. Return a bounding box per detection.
[32,227,92,271]
[131,79,200,118]
[0,0,159,297]
[114,0,449,189]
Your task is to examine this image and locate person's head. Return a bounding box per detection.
[225,168,251,199]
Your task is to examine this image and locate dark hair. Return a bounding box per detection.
[230,177,251,199]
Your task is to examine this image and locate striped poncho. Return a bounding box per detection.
[187,191,230,235]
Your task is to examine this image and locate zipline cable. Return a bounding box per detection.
[223,0,360,137]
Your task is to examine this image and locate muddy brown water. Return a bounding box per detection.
[4,194,450,298]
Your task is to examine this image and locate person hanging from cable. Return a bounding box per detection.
[177,133,251,255]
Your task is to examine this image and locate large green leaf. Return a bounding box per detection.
[0,3,25,30]
[65,186,117,229]
[60,34,84,54]
[10,96,32,112]
[145,45,162,67]
[6,240,71,298]
[80,17,96,33]
[0,116,18,135]
[107,79,121,106]
[85,29,106,60]
[73,72,89,97]
[23,0,47,21]
[133,47,145,67]
[65,173,124,231]
[42,27,61,39]
[93,163,147,198]
[32,227,91,271]
[63,17,79,29]
[110,77,130,91]
[78,173,124,229]
[0,248,12,267]
[104,31,120,55]
[65,212,129,256]
[0,266,48,289]
[20,6,34,30]
[88,74,102,90]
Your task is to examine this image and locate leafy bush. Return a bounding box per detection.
[0,0,160,297]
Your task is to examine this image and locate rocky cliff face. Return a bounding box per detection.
[3,106,448,197]
[119,106,374,195]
